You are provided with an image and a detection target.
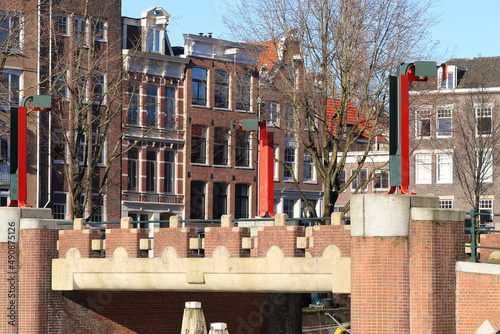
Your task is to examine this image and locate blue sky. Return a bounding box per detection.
[122,0,500,61]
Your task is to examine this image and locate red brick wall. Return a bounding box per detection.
[307,225,351,257]
[0,229,63,333]
[153,227,199,257]
[456,270,500,333]
[105,228,149,258]
[253,226,305,257]
[204,226,251,257]
[409,220,464,333]
[58,229,101,258]
[351,236,410,333]
[478,233,500,262]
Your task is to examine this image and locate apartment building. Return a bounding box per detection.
[121,7,189,223]
[408,57,500,221]
[0,0,123,220]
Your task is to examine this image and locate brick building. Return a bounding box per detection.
[121,7,189,223]
[0,0,123,221]
[409,57,500,218]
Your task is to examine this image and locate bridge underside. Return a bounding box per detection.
[52,245,351,293]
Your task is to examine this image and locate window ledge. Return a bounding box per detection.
[213,164,231,168]
[235,166,253,170]
[191,163,210,167]
[303,180,317,185]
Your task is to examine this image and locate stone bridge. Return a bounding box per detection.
[52,214,352,293]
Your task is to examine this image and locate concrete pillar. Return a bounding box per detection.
[350,194,463,333]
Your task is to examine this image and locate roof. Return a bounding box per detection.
[446,57,500,88]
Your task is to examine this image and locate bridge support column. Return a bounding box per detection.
[350,194,464,334]
[0,208,64,333]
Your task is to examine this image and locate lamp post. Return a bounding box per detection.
[240,119,275,217]
[387,62,446,194]
[8,95,51,207]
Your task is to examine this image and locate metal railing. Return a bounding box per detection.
[466,210,500,262]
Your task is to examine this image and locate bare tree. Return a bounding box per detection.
[37,0,124,220]
[225,0,438,216]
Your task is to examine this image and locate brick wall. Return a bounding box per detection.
[409,219,464,333]
[204,226,251,257]
[351,236,410,333]
[153,227,199,257]
[307,225,351,257]
[105,228,149,258]
[252,226,305,257]
[58,229,101,258]
[456,268,500,333]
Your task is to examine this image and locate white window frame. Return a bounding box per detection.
[372,168,389,191]
[147,28,162,53]
[478,148,493,183]
[54,13,69,36]
[475,103,493,137]
[436,106,452,138]
[479,198,494,227]
[266,101,279,127]
[350,168,368,192]
[303,150,316,182]
[284,138,297,181]
[438,66,456,89]
[436,152,453,184]
[92,18,107,42]
[73,16,88,46]
[415,108,431,139]
[0,10,22,52]
[52,192,68,219]
[415,152,432,184]
[439,198,453,209]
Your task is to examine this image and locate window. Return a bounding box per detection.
[77,132,105,165]
[145,149,157,192]
[303,150,315,181]
[0,10,21,51]
[127,148,139,191]
[164,151,175,193]
[478,149,493,183]
[213,127,229,165]
[436,153,453,183]
[147,28,161,53]
[146,84,158,126]
[73,16,87,45]
[284,147,296,180]
[127,84,140,125]
[91,19,107,42]
[479,198,494,227]
[192,67,207,106]
[283,199,296,218]
[164,86,176,129]
[339,169,346,188]
[416,109,431,138]
[0,70,20,109]
[92,72,106,104]
[190,181,206,219]
[55,14,69,35]
[213,182,228,218]
[191,125,207,164]
[440,70,454,89]
[235,131,250,167]
[265,102,279,126]
[415,153,432,184]
[437,107,452,138]
[373,169,389,191]
[351,169,368,191]
[476,104,493,136]
[236,73,251,111]
[53,192,67,219]
[215,70,229,109]
[89,194,104,222]
[439,199,453,209]
[53,71,68,100]
[235,183,250,219]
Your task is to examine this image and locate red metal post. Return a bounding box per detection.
[17,106,30,207]
[398,74,415,195]
[257,123,275,217]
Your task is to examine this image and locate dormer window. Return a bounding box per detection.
[147,28,161,53]
[438,65,455,89]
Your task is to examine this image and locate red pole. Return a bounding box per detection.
[257,122,275,217]
[399,74,415,195]
[17,106,30,207]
